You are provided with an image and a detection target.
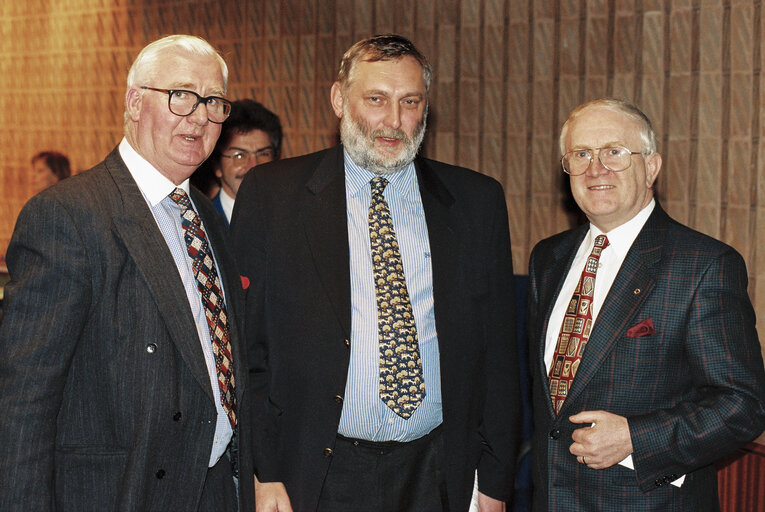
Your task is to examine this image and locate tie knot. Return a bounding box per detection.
[169,187,191,210]
[594,234,609,249]
[370,176,389,196]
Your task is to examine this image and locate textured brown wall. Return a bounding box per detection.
[1,0,764,353]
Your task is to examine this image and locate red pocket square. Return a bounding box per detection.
[240,276,250,290]
[626,318,654,337]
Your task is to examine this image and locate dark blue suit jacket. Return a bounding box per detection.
[212,190,230,226]
[528,203,765,511]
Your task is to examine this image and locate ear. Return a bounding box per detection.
[125,87,142,122]
[330,82,344,119]
[644,152,662,188]
[214,166,223,179]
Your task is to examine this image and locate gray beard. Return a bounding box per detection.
[339,106,427,175]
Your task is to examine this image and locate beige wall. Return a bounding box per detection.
[1,0,764,358]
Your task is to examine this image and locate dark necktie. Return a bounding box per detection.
[548,234,609,414]
[169,188,236,429]
[368,176,425,419]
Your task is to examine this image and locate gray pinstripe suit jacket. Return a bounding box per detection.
[528,203,765,511]
[0,148,254,511]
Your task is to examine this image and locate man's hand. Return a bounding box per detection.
[477,491,506,512]
[569,410,633,469]
[254,475,293,512]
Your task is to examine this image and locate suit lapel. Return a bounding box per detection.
[535,227,587,417]
[301,147,352,338]
[105,150,215,404]
[415,159,459,359]
[560,206,667,412]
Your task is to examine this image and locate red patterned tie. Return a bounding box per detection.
[548,234,609,414]
[169,188,236,429]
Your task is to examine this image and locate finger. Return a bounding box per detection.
[569,410,601,424]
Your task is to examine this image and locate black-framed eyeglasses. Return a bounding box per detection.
[221,147,276,165]
[561,145,645,175]
[140,86,232,124]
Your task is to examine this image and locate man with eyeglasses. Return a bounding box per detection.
[527,98,765,511]
[0,35,253,511]
[205,99,283,225]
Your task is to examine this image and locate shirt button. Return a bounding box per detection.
[388,418,395,424]
[323,448,333,457]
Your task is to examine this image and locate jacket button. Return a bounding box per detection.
[156,469,166,479]
[173,412,182,421]
[334,395,343,403]
[146,343,157,354]
[549,429,560,440]
[323,448,333,457]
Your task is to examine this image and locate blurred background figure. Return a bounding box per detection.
[192,99,283,225]
[31,151,71,192]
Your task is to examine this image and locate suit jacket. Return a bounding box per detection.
[231,145,520,511]
[528,204,765,511]
[212,190,230,226]
[0,148,254,511]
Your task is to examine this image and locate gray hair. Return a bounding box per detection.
[337,34,432,92]
[559,98,658,155]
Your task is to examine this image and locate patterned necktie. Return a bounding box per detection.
[368,176,425,419]
[169,188,236,429]
[548,234,609,414]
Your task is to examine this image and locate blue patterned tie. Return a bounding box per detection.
[169,188,237,428]
[368,177,425,419]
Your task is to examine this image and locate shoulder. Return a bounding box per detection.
[652,207,743,261]
[417,156,502,191]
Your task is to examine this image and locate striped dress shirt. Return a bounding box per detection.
[337,151,443,442]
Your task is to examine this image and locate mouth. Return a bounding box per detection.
[180,134,201,142]
[588,184,615,191]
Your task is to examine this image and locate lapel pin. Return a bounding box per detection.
[633,288,641,295]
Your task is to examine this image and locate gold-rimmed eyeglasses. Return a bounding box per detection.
[561,146,644,175]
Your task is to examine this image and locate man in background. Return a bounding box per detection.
[193,99,283,225]
[528,98,765,511]
[232,34,520,512]
[0,35,253,511]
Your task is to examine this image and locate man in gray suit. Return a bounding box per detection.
[0,35,253,511]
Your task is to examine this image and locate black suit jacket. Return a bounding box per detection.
[231,145,520,511]
[528,204,765,511]
[0,148,254,511]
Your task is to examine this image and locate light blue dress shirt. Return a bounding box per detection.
[337,150,443,442]
[119,138,233,467]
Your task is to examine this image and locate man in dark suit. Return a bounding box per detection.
[0,35,253,511]
[528,98,765,511]
[206,99,283,225]
[231,34,520,511]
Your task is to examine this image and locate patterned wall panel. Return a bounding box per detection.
[1,0,764,361]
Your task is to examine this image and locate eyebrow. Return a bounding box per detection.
[166,82,226,97]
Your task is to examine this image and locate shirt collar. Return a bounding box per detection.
[588,198,655,260]
[119,138,190,206]
[343,148,418,198]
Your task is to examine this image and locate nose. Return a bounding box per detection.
[187,101,209,126]
[384,103,402,130]
[585,152,610,177]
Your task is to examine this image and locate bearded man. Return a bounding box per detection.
[231,34,521,512]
